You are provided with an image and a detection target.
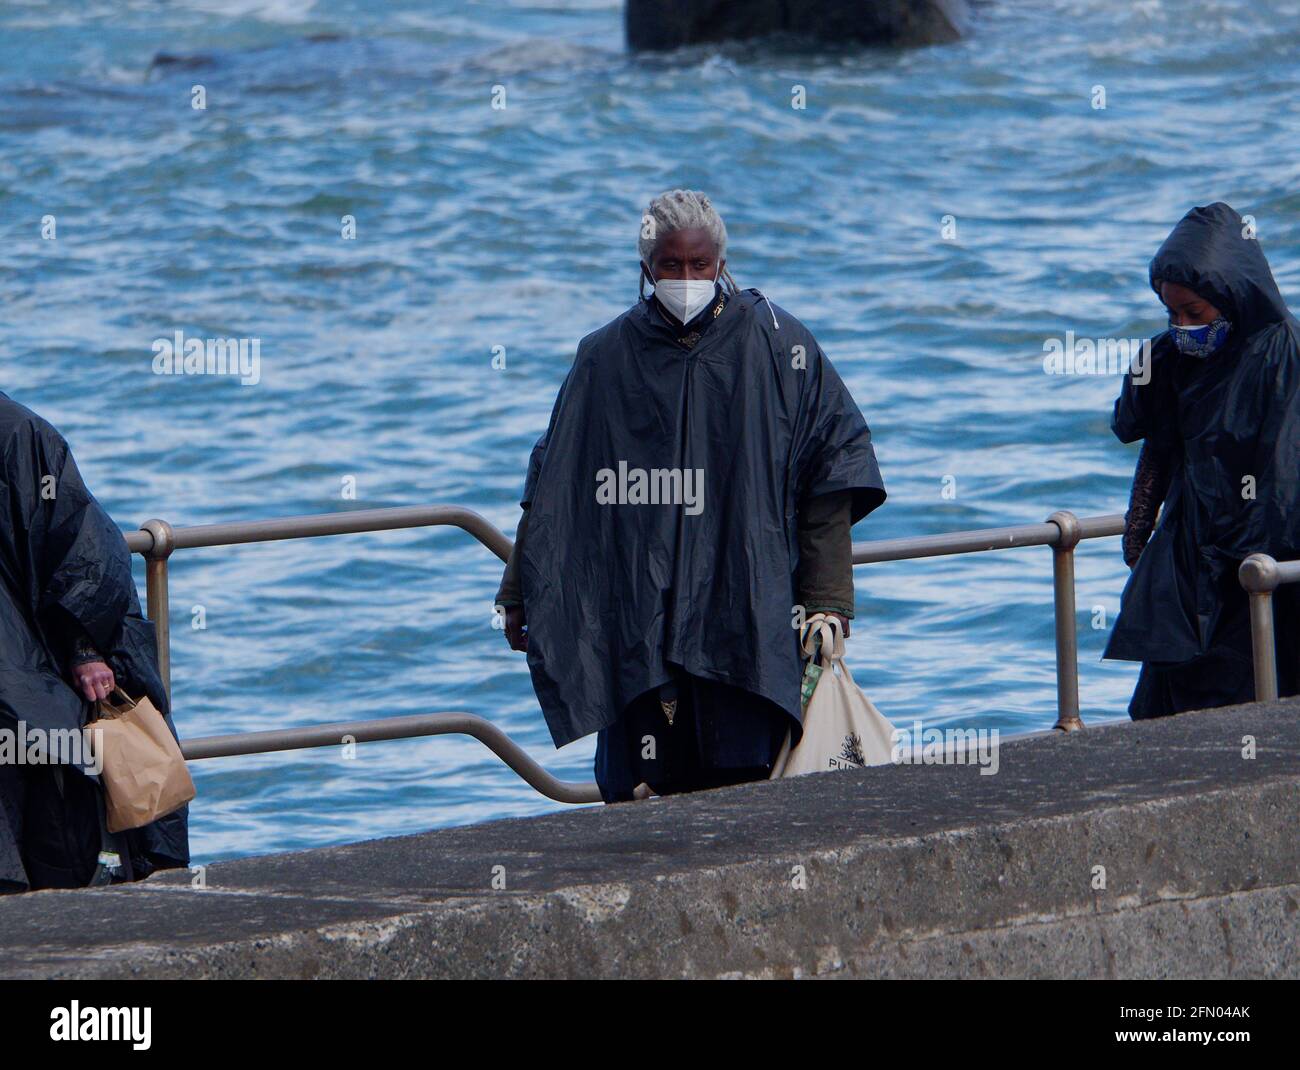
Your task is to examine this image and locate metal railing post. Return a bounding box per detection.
[1239,553,1280,702]
[1046,511,1084,732]
[139,518,175,703]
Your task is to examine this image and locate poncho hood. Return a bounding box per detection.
[1148,201,1289,338]
[1106,206,1300,666]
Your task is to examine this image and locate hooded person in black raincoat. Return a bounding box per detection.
[0,393,188,891]
[1105,202,1300,717]
[496,190,886,801]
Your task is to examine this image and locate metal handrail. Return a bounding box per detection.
[852,512,1123,563]
[182,712,602,805]
[125,504,513,558]
[126,503,1127,803]
[1239,553,1300,701]
[857,511,1125,731]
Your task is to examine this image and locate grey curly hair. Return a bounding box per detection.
[637,189,738,294]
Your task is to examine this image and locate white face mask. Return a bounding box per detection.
[648,264,719,325]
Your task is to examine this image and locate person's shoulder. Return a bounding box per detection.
[0,394,65,454]
[573,303,647,365]
[731,289,818,343]
[1227,319,1300,389]
[1250,317,1300,359]
[1134,330,1177,383]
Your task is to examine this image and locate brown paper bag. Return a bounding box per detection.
[84,687,195,832]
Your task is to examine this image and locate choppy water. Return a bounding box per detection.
[2,0,1297,862]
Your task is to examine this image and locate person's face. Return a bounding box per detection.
[1160,281,1223,327]
[643,227,724,284]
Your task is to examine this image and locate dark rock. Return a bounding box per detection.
[625,0,972,52]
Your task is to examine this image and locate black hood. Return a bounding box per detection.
[1108,204,1300,669]
[1148,201,1292,338]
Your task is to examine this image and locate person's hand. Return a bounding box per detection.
[1122,528,1147,570]
[504,606,528,652]
[71,660,115,703]
[827,612,851,638]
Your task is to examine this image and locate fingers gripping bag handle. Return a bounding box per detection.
[800,613,844,667]
[797,613,828,661]
[818,616,859,685]
[808,617,872,693]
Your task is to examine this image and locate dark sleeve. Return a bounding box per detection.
[44,606,105,670]
[1122,441,1174,567]
[495,507,529,608]
[796,489,855,618]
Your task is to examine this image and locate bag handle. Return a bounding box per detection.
[819,617,859,685]
[799,613,825,660]
[94,688,138,717]
[823,615,846,661]
[800,614,845,667]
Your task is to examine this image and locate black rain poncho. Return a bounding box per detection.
[1104,203,1300,709]
[0,393,188,883]
[518,289,886,747]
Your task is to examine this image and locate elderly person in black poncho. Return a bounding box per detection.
[497,190,886,801]
[0,394,187,892]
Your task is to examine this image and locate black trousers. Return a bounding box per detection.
[0,764,125,893]
[595,673,791,803]
[1129,585,1300,719]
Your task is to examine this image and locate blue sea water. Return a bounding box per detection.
[1,0,1297,863]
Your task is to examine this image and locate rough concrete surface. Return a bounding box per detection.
[0,700,1296,978]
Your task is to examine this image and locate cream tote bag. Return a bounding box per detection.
[770,614,896,779]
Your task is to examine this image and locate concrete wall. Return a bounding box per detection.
[0,700,1296,978]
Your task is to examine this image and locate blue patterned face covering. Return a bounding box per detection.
[1169,316,1230,358]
